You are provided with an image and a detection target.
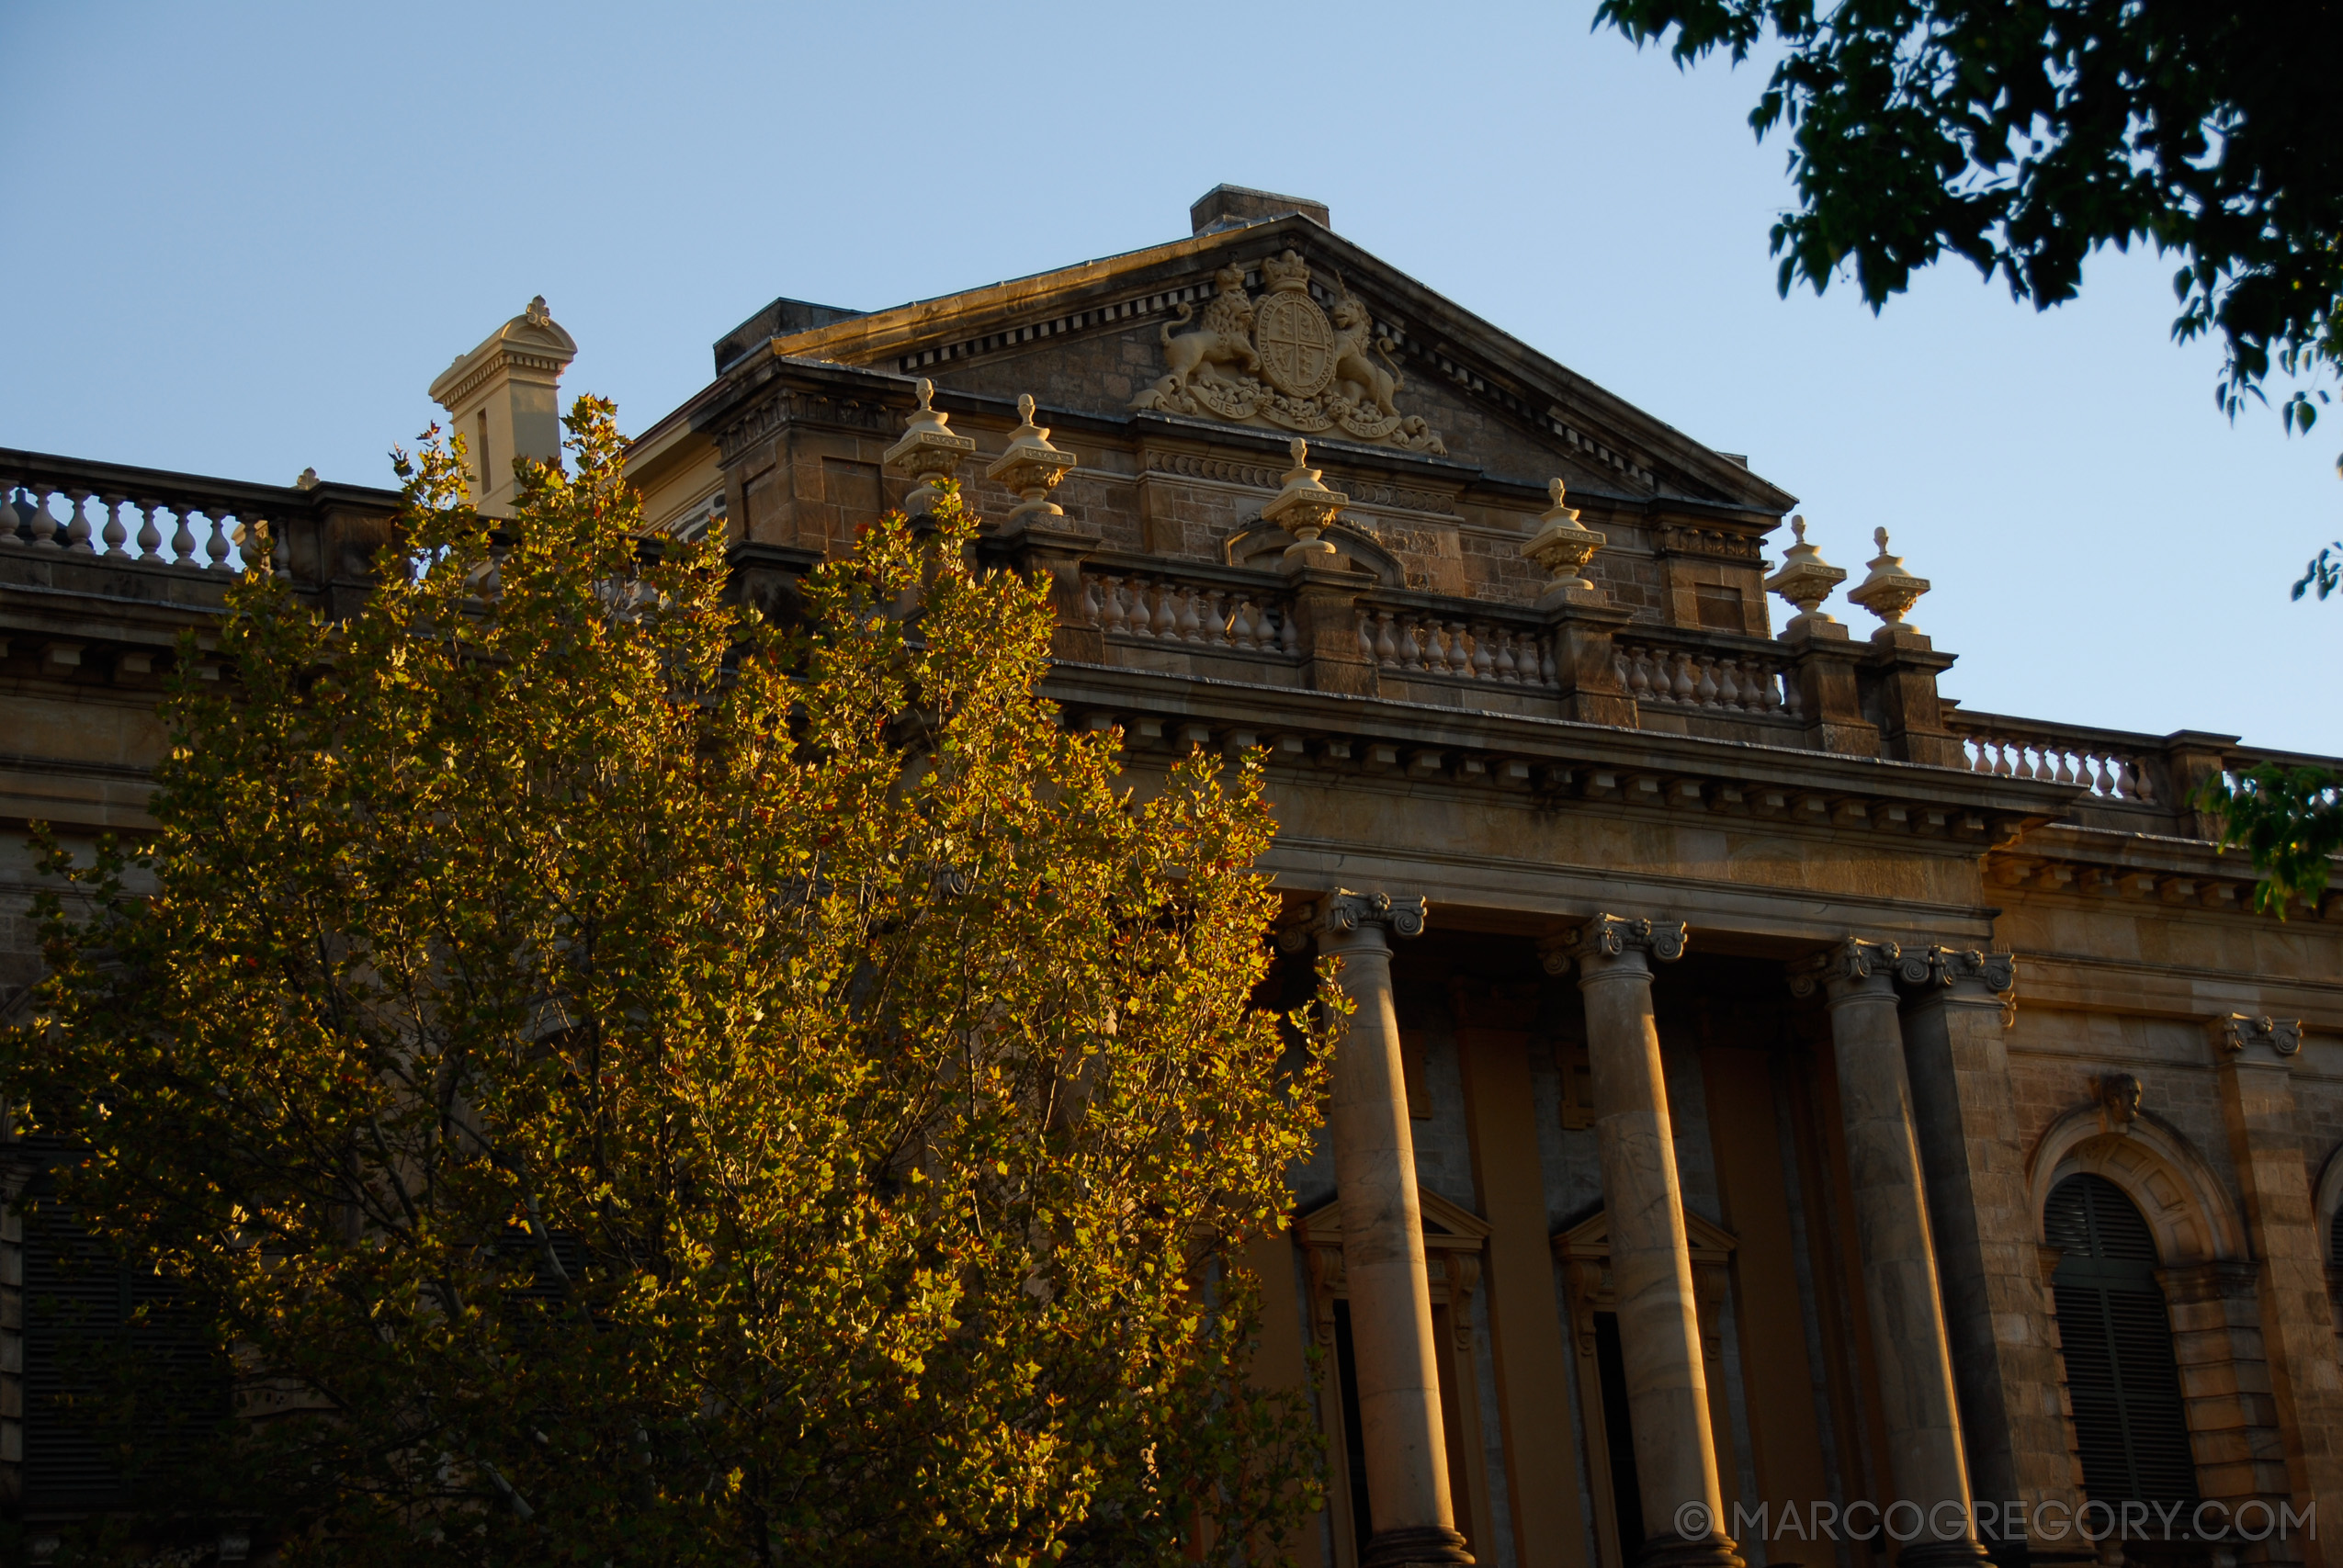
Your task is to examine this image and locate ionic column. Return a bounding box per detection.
[1896,950,2082,1535]
[1316,890,1473,1568]
[1790,940,1988,1568]
[1545,915,1740,1568]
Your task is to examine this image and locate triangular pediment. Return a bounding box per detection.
[1553,1206,1736,1262]
[1297,1186,1490,1247]
[763,213,1791,517]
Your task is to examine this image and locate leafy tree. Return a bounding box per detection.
[1597,0,2343,908]
[4,400,1332,1565]
[1596,0,2343,430]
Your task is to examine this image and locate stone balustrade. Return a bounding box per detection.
[1360,605,1556,689]
[2,473,251,572]
[1084,569,1299,658]
[1952,722,2156,803]
[0,448,399,598]
[1614,637,1799,719]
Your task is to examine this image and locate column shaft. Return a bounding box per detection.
[1897,952,2081,1544]
[1555,916,1740,1568]
[1318,892,1473,1568]
[1798,941,1988,1568]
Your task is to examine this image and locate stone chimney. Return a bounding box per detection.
[427,296,578,515]
[1190,184,1330,234]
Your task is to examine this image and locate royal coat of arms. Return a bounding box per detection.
[1129,249,1447,456]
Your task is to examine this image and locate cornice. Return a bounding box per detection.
[1041,659,2076,839]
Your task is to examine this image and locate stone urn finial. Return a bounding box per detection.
[1524,478,1609,607]
[1264,436,1350,570]
[1763,514,1849,637]
[1846,525,1930,633]
[982,392,1078,524]
[881,377,978,514]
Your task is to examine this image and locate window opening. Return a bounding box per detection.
[2044,1172,2198,1504]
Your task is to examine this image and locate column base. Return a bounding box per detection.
[1362,1525,1476,1567]
[1898,1541,1994,1568]
[1636,1530,1745,1568]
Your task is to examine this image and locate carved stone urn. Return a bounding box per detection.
[1762,514,1848,636]
[1263,437,1349,570]
[1524,479,1607,607]
[1846,525,1930,633]
[880,377,977,514]
[982,394,1078,524]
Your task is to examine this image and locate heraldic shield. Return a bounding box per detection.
[1129,247,1446,456]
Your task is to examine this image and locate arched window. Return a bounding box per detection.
[2044,1172,2198,1504]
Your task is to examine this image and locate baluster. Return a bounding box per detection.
[99,493,127,556]
[1471,626,1495,680]
[1400,617,1424,671]
[1081,576,1103,627]
[1177,585,1204,643]
[1357,615,1375,660]
[1231,598,1259,651]
[28,486,62,548]
[1539,637,1556,686]
[135,497,164,561]
[1755,662,1782,715]
[64,490,95,554]
[269,517,292,578]
[1099,577,1127,635]
[0,484,21,547]
[2119,756,2148,802]
[1375,611,1398,666]
[1626,648,1653,701]
[1205,589,1228,646]
[1279,604,1299,656]
[171,504,200,568]
[1989,738,2012,777]
[1496,631,1521,683]
[1693,657,1721,707]
[1670,652,1697,704]
[1129,581,1158,637]
[1420,621,1446,674]
[2054,750,2077,786]
[1449,621,1473,678]
[207,504,236,570]
[1716,658,1744,711]
[1780,670,1803,718]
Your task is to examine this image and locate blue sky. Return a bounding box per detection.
[4,1,2335,753]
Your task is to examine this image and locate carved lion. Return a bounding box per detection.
[1328,295,1403,418]
[1152,263,1259,397]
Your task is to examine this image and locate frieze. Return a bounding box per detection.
[1658,525,1765,564]
[1130,251,1449,456]
[1142,451,1456,515]
[715,389,892,464]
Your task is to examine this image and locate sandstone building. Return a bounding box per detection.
[3,186,2339,1567]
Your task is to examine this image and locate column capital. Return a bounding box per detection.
[1787,936,1904,1000]
[1898,945,2016,1001]
[2208,1011,2303,1067]
[1313,888,1428,948]
[1540,913,1686,974]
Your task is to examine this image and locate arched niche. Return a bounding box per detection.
[1221,518,1403,586]
[2027,1105,2246,1266]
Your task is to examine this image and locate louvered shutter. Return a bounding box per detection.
[2046,1173,2198,1505]
[20,1188,226,1508]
